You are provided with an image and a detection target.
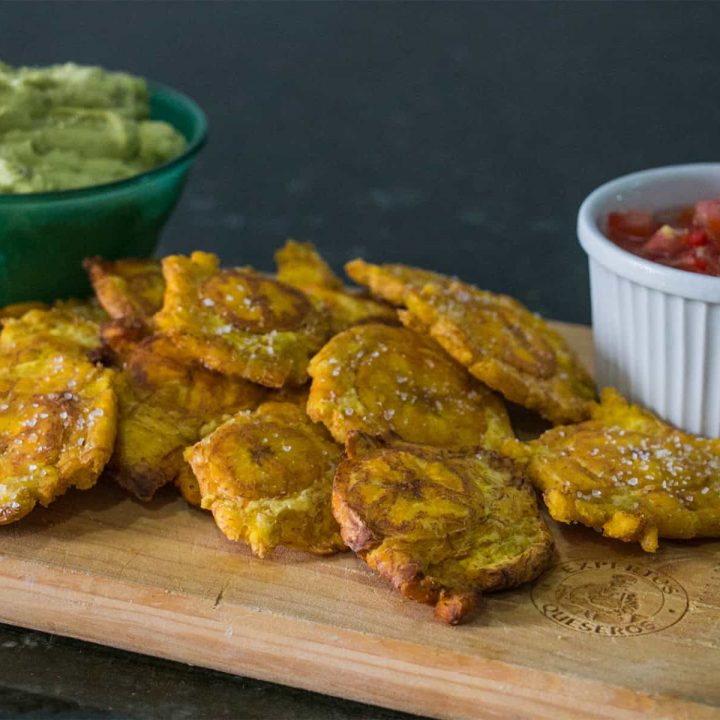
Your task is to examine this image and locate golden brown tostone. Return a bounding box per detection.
[333,434,553,624]
[276,241,397,334]
[84,256,167,363]
[0,302,49,320]
[308,323,512,451]
[155,251,329,387]
[0,303,117,523]
[0,356,116,524]
[506,387,720,552]
[185,401,345,557]
[84,256,165,328]
[275,239,345,291]
[345,259,450,306]
[0,301,107,361]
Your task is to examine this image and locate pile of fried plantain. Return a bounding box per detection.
[5,240,714,625]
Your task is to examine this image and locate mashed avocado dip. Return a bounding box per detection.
[0,61,187,193]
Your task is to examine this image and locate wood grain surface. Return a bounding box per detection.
[0,323,718,720]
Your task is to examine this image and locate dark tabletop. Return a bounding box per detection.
[1,2,719,718]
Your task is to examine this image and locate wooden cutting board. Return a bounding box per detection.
[0,322,718,720]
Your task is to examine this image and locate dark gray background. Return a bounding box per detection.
[1,2,719,718]
[6,1,720,324]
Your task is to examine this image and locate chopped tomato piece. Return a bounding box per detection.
[642,225,688,257]
[674,206,696,228]
[607,211,657,242]
[687,230,709,247]
[693,200,720,242]
[666,250,720,275]
[696,246,720,275]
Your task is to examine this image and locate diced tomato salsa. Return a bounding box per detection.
[606,199,720,277]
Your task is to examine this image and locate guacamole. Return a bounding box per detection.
[0,61,187,193]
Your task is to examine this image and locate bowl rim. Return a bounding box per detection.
[577,162,720,302]
[0,79,208,202]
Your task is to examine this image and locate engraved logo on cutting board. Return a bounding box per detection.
[531,559,688,636]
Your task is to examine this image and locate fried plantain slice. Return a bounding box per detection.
[345,259,450,306]
[275,239,344,291]
[84,257,166,362]
[0,301,48,320]
[185,401,345,558]
[293,284,399,336]
[308,324,512,450]
[0,300,106,360]
[276,241,397,334]
[154,251,329,387]
[346,260,595,424]
[84,257,165,328]
[333,434,553,624]
[109,335,265,501]
[506,388,720,552]
[0,348,116,524]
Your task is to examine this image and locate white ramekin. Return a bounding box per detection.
[578,163,720,438]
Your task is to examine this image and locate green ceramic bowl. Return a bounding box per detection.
[0,81,207,306]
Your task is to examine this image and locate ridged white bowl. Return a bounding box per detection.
[578,163,720,438]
